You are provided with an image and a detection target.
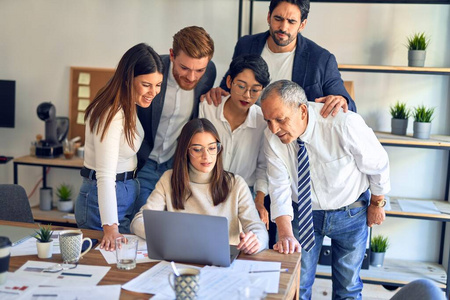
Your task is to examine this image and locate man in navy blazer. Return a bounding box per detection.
[136,26,216,206]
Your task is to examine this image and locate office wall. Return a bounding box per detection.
[0,1,449,264]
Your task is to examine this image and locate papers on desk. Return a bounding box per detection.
[10,232,62,257]
[123,259,281,299]
[0,273,121,300]
[15,261,110,286]
[2,262,116,299]
[97,234,158,264]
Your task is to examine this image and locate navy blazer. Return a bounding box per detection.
[136,55,216,170]
[220,31,356,112]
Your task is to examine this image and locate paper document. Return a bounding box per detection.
[78,86,90,98]
[15,261,110,287]
[78,72,91,85]
[77,99,90,111]
[122,261,198,295]
[398,199,440,214]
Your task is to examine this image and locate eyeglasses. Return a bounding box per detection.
[231,82,263,99]
[188,142,222,158]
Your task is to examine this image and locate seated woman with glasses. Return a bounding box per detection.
[199,54,271,229]
[131,118,268,254]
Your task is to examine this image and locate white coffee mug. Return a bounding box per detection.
[59,230,92,263]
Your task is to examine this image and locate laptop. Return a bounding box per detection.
[0,225,36,246]
[143,210,240,267]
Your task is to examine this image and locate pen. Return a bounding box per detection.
[60,272,92,277]
[249,268,289,273]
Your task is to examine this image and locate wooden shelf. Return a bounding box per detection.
[386,197,450,221]
[13,155,84,168]
[31,206,77,225]
[338,64,450,75]
[375,131,450,150]
[316,259,447,289]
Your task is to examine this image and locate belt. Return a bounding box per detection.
[80,167,136,182]
[330,200,367,212]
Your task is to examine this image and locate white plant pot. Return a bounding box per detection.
[58,200,73,212]
[408,50,426,67]
[391,118,408,136]
[36,240,53,259]
[413,121,432,139]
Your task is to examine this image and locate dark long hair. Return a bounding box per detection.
[85,43,163,149]
[171,118,234,210]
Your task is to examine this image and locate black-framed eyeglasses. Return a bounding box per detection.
[188,142,222,158]
[231,82,263,99]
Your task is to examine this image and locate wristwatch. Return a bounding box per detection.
[370,199,387,207]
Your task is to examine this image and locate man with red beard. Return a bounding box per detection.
[136,26,216,206]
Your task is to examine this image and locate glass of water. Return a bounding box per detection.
[115,237,138,270]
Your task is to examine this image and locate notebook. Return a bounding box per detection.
[0,225,36,246]
[143,210,240,267]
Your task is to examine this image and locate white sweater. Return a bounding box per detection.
[131,166,268,252]
[84,109,144,226]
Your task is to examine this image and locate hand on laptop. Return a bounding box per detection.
[100,224,123,251]
[237,231,260,255]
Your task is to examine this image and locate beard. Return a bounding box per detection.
[270,29,297,47]
[172,70,199,91]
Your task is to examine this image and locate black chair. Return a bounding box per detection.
[0,184,34,223]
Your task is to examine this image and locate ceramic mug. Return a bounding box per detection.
[59,230,92,263]
[168,267,200,300]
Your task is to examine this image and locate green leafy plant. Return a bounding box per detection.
[371,234,389,253]
[406,32,430,51]
[389,101,410,119]
[56,183,72,201]
[34,224,54,243]
[413,105,435,123]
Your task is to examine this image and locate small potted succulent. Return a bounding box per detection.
[56,183,73,212]
[370,234,389,267]
[34,224,54,259]
[413,104,435,139]
[389,101,410,136]
[406,32,430,67]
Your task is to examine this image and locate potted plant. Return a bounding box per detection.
[34,224,54,259]
[389,101,410,135]
[56,183,73,212]
[406,32,430,67]
[413,104,435,139]
[370,234,389,267]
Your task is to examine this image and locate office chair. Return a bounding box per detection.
[0,184,34,223]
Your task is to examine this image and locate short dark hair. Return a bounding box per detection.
[269,0,310,22]
[228,54,270,88]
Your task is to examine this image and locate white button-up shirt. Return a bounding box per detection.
[265,102,390,221]
[149,61,194,164]
[199,96,268,194]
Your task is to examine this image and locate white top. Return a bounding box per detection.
[261,41,295,83]
[264,103,390,221]
[199,96,268,195]
[130,166,269,251]
[84,109,144,226]
[149,61,195,164]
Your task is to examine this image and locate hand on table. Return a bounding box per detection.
[273,235,301,254]
[100,224,123,251]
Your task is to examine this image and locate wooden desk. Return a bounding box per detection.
[5,221,301,300]
[13,155,84,188]
[30,206,77,225]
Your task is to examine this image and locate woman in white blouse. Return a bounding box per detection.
[131,118,268,254]
[75,43,163,251]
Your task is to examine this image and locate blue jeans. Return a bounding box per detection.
[136,157,174,206]
[294,192,369,300]
[75,177,139,234]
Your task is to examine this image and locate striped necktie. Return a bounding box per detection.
[297,139,315,252]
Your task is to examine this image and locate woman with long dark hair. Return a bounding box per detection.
[131,118,268,254]
[75,43,163,251]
